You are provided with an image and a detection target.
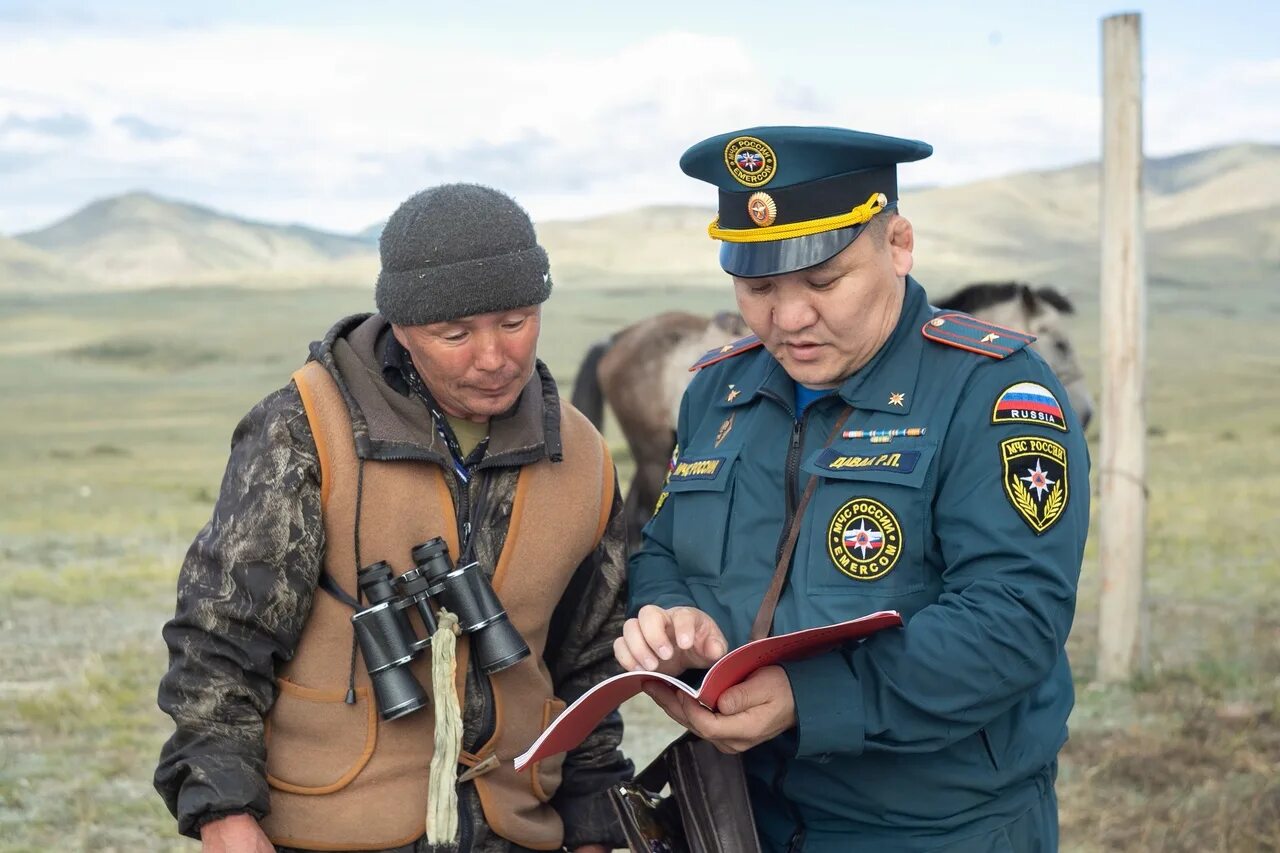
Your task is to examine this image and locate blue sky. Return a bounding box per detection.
[1,1,1276,233]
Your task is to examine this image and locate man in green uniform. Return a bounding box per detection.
[617,127,1089,852]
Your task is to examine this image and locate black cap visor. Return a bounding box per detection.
[719,223,867,278]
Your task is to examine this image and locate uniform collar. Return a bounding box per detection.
[716,277,929,416]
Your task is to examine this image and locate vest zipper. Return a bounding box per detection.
[774,412,810,566]
[458,468,498,849]
[461,471,498,753]
[456,789,474,851]
[775,408,814,853]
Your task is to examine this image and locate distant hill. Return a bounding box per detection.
[533,141,1280,298]
[0,235,86,292]
[904,141,1280,294]
[16,192,377,288]
[537,205,725,287]
[3,143,1277,295]
[357,222,384,244]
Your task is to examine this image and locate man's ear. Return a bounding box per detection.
[888,215,914,277]
[390,324,408,349]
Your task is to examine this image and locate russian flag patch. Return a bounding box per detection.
[991,382,1068,432]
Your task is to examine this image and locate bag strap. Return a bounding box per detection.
[749,406,852,643]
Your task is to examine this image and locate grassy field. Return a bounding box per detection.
[0,280,1277,851]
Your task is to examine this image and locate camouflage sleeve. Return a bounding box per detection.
[153,381,324,838]
[548,477,633,850]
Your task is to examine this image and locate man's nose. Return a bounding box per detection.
[773,294,817,332]
[472,335,506,371]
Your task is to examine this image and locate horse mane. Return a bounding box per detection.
[936,281,1075,316]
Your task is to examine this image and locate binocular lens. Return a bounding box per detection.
[353,561,430,721]
[349,538,532,721]
[429,562,530,675]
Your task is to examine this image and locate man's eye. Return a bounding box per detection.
[502,318,527,331]
[749,283,773,295]
[443,333,468,343]
[809,279,836,290]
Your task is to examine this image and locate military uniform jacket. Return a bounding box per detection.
[630,278,1089,852]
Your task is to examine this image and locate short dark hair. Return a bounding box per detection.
[866,208,895,246]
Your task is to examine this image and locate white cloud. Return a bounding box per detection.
[0,23,1276,234]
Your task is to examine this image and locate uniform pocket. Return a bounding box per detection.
[665,446,739,584]
[798,439,936,599]
[530,697,569,803]
[264,678,377,794]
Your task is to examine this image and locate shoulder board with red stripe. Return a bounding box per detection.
[921,312,1036,359]
[689,334,764,371]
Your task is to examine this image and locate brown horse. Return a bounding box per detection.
[572,282,1092,546]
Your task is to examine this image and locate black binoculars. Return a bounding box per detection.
[350,537,530,721]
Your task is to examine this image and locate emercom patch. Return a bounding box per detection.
[827,497,903,581]
[992,381,1068,431]
[1000,436,1069,534]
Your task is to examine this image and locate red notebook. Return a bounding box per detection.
[514,609,901,771]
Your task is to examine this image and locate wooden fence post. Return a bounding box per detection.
[1096,12,1148,682]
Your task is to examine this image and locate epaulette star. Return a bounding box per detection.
[922,312,1035,359]
[689,334,764,371]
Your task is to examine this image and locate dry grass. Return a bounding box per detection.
[1,282,1277,851]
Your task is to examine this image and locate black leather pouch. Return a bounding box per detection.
[609,733,761,853]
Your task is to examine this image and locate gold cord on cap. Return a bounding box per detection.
[708,191,888,243]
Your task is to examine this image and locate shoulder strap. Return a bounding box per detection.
[749,407,852,642]
[292,360,363,610]
[689,334,764,372]
[921,312,1035,359]
[544,429,616,674]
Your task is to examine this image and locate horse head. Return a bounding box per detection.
[937,282,1094,430]
[710,310,751,338]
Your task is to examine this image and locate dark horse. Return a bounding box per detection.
[572,282,1092,546]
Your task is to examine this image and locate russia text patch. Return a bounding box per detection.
[992,381,1068,431]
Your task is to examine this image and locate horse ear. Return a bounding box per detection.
[1035,286,1075,314]
[1020,284,1040,317]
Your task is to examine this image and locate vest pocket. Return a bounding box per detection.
[798,440,935,598]
[666,445,739,583]
[530,697,568,803]
[265,678,378,794]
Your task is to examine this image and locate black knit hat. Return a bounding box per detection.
[375,183,552,326]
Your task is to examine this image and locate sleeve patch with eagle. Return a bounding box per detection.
[1000,435,1069,534]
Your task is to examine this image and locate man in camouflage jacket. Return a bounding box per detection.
[155,184,632,853]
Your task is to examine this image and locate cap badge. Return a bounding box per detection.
[724,136,777,187]
[747,192,778,227]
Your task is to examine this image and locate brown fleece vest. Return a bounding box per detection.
[259,361,614,851]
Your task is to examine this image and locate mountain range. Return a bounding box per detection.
[4,142,1278,298]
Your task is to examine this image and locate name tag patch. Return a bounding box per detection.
[668,456,725,481]
[815,448,921,475]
